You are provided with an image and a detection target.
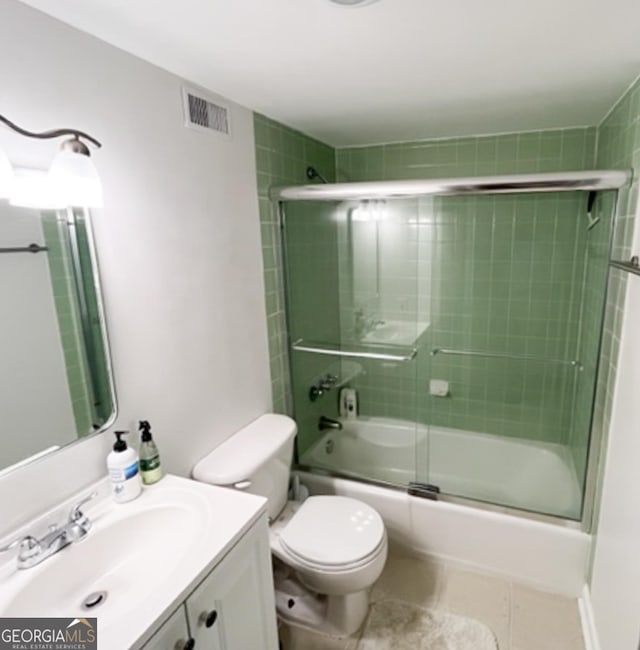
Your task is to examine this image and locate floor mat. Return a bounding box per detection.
[357,599,499,650]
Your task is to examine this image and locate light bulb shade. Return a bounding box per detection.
[9,169,66,210]
[0,146,15,199]
[48,149,103,208]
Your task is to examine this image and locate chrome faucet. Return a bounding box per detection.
[0,491,97,570]
[318,416,343,432]
[309,373,339,402]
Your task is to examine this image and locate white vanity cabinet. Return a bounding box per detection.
[143,517,278,650]
[143,606,192,650]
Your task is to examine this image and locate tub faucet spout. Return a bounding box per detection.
[319,416,343,432]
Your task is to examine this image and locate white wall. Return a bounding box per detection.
[589,213,640,649]
[0,0,270,536]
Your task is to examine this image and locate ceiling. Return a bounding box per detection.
[16,0,640,147]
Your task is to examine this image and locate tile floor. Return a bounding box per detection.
[279,546,586,650]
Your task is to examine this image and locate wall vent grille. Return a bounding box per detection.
[182,86,231,137]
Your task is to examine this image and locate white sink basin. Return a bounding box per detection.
[362,319,429,345]
[0,475,267,649]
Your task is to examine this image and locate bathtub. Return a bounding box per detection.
[300,416,582,520]
[297,416,590,596]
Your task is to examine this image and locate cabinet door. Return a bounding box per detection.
[143,605,194,650]
[186,517,278,650]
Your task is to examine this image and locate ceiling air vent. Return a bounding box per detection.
[182,86,231,138]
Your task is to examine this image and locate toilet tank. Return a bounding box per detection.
[192,414,297,520]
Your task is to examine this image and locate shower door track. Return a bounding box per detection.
[271,169,630,201]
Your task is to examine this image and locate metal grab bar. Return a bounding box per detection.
[292,340,417,362]
[0,243,48,254]
[431,348,582,368]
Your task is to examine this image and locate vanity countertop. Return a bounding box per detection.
[0,474,268,649]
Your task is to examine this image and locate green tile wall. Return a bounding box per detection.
[73,211,112,424]
[253,114,336,414]
[588,77,640,540]
[254,101,635,520]
[284,200,344,454]
[42,213,94,434]
[569,192,616,485]
[336,128,596,181]
[336,129,600,461]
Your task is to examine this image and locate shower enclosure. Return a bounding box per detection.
[273,171,628,521]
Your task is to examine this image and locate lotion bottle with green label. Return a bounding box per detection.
[139,420,163,485]
[107,431,142,503]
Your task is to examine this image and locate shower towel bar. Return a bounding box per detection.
[292,340,417,362]
[0,243,48,254]
[609,257,640,277]
[431,348,582,368]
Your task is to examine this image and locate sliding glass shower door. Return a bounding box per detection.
[283,198,424,487]
[416,191,612,519]
[281,186,616,520]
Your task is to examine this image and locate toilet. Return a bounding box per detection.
[192,413,388,637]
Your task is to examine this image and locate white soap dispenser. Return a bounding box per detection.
[107,430,142,503]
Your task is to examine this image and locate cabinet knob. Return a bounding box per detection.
[174,639,195,650]
[199,609,218,628]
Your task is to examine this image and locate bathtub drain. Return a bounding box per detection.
[325,439,334,454]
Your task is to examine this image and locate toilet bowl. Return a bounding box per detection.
[270,496,387,635]
[193,414,388,637]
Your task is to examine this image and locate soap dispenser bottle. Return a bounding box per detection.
[107,431,142,503]
[139,420,163,485]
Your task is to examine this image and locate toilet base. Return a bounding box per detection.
[274,569,369,637]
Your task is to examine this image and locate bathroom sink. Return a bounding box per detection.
[2,504,199,621]
[362,319,429,345]
[0,475,268,649]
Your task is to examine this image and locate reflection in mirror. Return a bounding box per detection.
[0,203,115,475]
[347,199,430,346]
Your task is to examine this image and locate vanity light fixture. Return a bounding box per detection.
[0,114,103,208]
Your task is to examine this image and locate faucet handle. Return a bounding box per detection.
[70,491,98,519]
[0,535,41,561]
[68,491,98,537]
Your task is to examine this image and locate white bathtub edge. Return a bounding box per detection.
[578,585,601,650]
[298,471,591,597]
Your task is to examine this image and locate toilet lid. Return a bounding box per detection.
[279,496,385,567]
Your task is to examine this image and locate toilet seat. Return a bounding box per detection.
[278,496,385,570]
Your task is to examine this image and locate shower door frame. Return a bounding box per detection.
[275,169,631,531]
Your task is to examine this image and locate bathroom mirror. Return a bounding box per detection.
[0,202,115,475]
